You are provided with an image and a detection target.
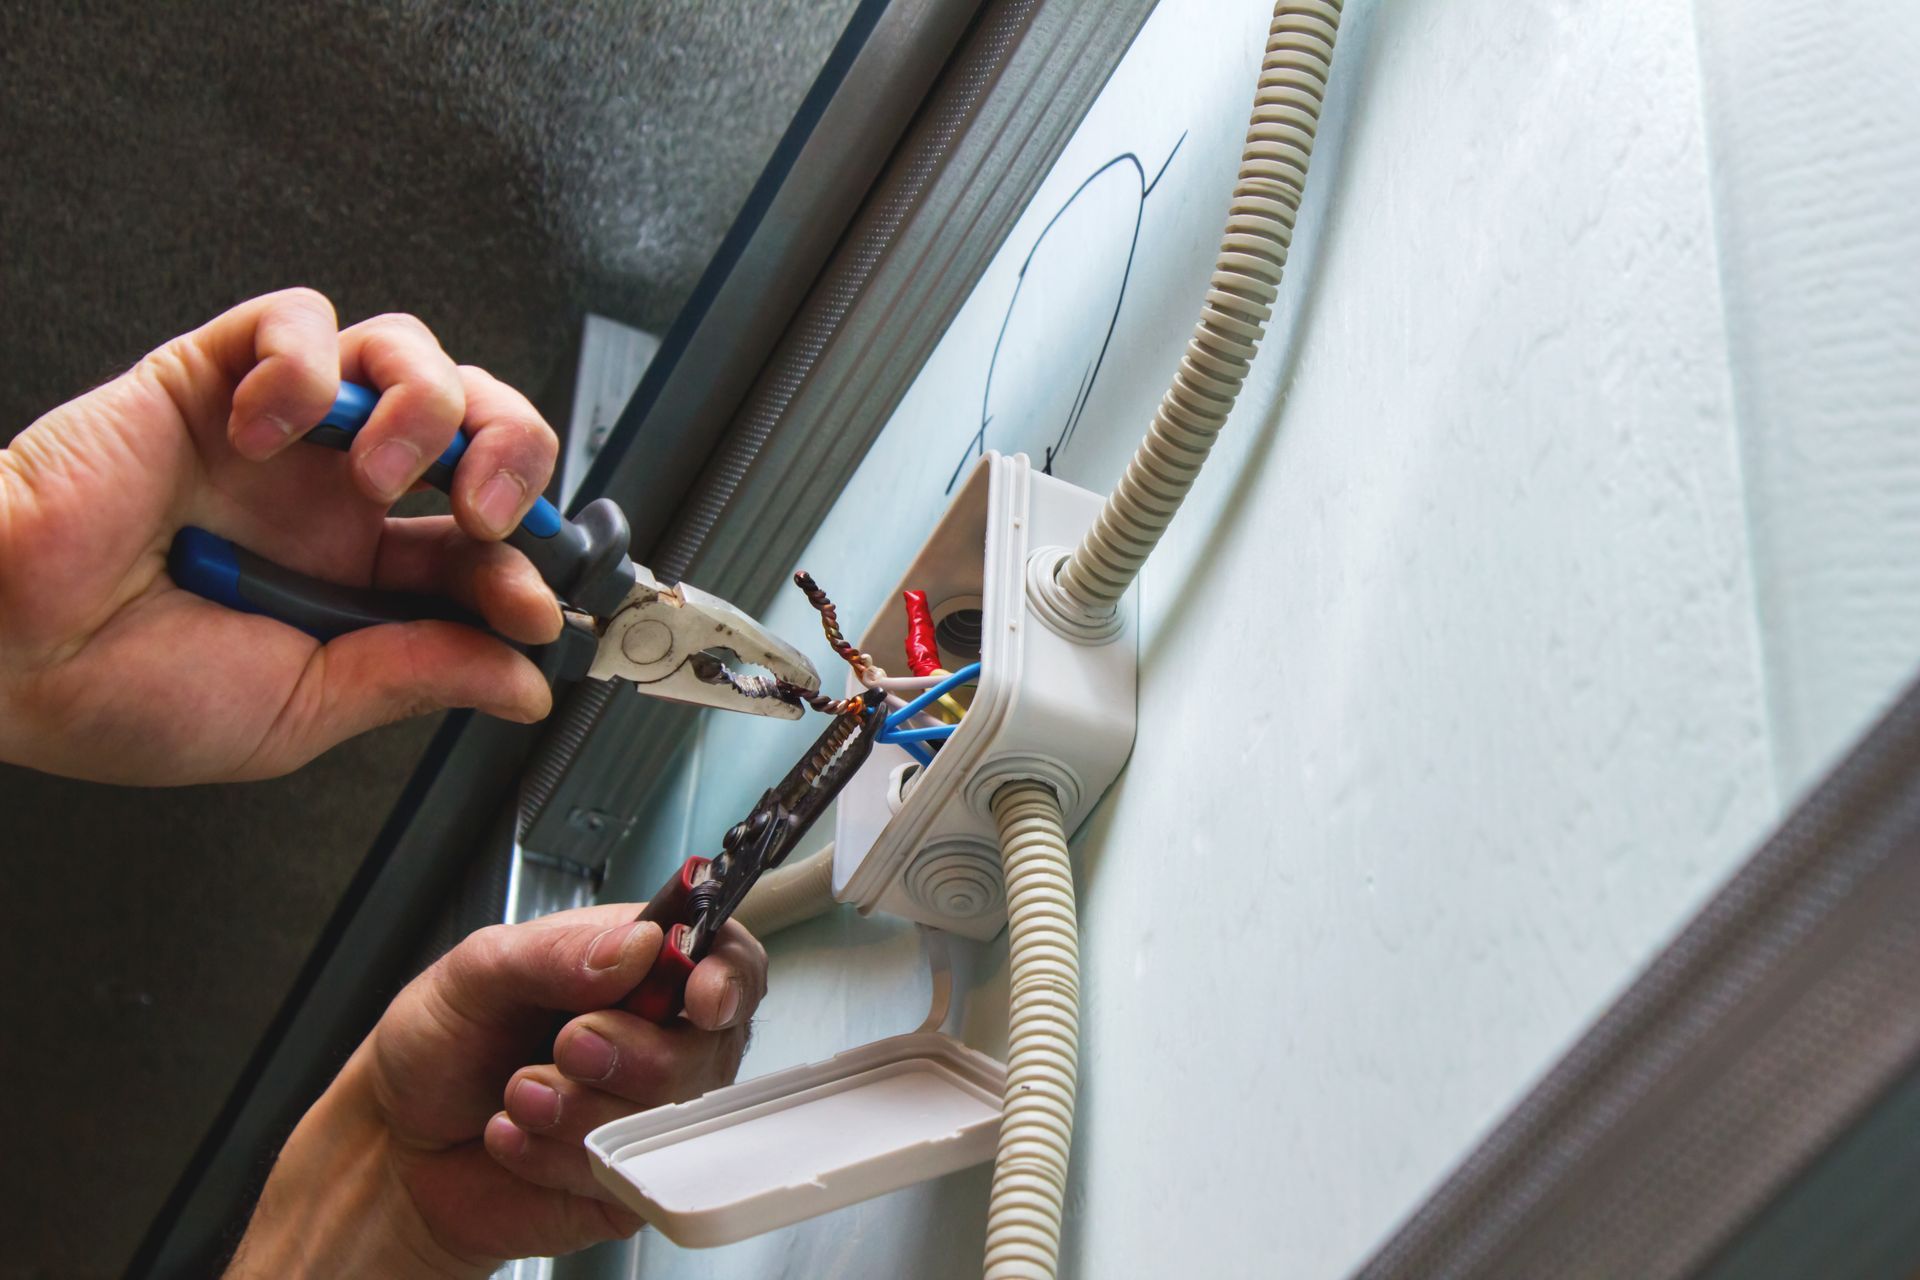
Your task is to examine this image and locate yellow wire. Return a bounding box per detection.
[927,669,968,723]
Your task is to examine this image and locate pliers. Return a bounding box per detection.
[623,687,888,1021]
[167,381,820,718]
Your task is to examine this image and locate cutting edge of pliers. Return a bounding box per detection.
[582,566,820,720]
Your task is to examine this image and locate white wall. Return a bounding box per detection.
[1692,0,1920,799]
[590,1,1920,1275]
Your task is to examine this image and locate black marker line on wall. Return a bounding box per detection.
[948,131,1187,493]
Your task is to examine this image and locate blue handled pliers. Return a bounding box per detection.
[168,382,819,718]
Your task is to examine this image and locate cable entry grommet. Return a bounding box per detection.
[903,838,1006,924]
[965,753,1083,827]
[1025,545,1125,645]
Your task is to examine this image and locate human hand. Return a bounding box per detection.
[0,288,564,784]
[229,903,769,1277]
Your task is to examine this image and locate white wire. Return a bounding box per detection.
[869,671,961,692]
[883,692,947,731]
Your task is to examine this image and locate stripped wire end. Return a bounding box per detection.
[779,572,886,714]
[794,571,885,684]
[775,679,870,717]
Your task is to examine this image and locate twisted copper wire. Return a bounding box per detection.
[775,679,864,716]
[794,571,881,680]
[799,708,865,785]
[777,571,884,715]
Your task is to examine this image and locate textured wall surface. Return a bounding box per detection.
[1692,0,1920,802]
[0,4,857,1276]
[587,0,1920,1276]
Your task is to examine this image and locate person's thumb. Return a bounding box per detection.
[369,911,663,1144]
[438,914,666,1027]
[240,620,550,777]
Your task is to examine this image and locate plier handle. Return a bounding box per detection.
[621,689,887,1021]
[167,382,819,718]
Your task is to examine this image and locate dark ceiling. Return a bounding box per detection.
[0,2,859,1274]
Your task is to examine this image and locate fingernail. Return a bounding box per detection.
[361,439,422,500]
[474,470,529,537]
[537,595,564,643]
[510,555,566,643]
[558,1027,618,1083]
[586,921,641,970]
[486,1113,528,1159]
[718,978,743,1028]
[510,1078,561,1130]
[234,413,294,459]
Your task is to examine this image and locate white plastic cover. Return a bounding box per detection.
[585,1030,1005,1247]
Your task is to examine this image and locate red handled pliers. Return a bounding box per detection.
[621,688,888,1021]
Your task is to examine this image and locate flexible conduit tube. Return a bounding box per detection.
[985,781,1079,1280]
[1055,0,1344,618]
[732,844,837,939]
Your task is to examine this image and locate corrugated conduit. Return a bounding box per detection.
[1054,0,1344,619]
[986,7,1344,1276]
[985,780,1079,1280]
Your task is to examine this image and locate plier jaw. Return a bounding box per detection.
[584,564,822,719]
[621,689,888,1021]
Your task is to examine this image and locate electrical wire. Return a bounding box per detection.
[885,662,981,729]
[795,570,885,682]
[776,680,868,717]
[780,570,886,714]
[900,589,968,722]
[878,663,978,759]
[883,693,949,738]
[903,589,942,677]
[879,724,957,745]
[869,672,959,693]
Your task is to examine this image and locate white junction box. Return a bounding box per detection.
[834,452,1139,940]
[586,453,1136,1248]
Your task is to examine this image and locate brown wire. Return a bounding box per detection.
[781,571,884,715]
[794,571,879,679]
[775,679,865,716]
[799,708,865,785]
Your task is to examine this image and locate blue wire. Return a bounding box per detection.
[878,661,980,770]
[879,724,957,745]
[884,662,982,731]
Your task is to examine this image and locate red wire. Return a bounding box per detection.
[902,589,941,677]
